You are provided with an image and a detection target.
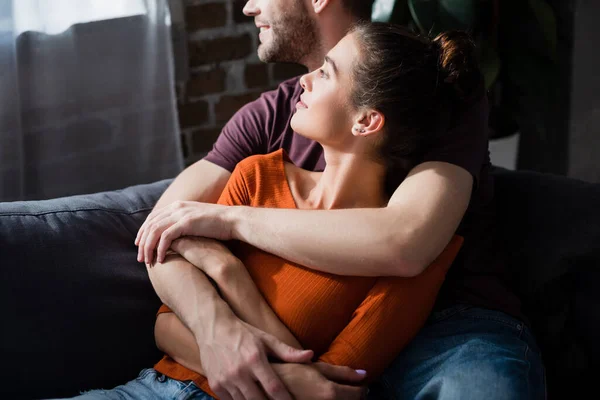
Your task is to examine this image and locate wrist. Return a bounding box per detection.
[189,296,236,343]
[225,205,252,241]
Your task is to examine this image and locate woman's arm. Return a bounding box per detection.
[155,312,205,375]
[317,235,463,381]
[171,237,303,349]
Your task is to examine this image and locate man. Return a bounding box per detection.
[137,0,545,399]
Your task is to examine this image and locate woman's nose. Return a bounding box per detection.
[243,0,259,16]
[299,73,312,91]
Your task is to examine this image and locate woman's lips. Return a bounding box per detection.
[296,99,308,109]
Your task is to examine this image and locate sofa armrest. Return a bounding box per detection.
[0,179,172,399]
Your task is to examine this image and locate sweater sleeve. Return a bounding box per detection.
[318,235,464,381]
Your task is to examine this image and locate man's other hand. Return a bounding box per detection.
[199,320,313,400]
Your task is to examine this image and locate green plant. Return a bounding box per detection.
[373,0,558,140]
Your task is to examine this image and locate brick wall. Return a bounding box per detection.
[177,0,307,165]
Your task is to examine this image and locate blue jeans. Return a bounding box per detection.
[369,305,546,400]
[63,368,214,400]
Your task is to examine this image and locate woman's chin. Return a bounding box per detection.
[291,116,318,142]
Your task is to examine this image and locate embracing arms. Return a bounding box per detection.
[139,161,472,277]
[153,239,367,400]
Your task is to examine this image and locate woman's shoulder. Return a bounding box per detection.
[234,149,287,178]
[230,150,294,208]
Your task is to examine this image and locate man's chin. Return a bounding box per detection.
[258,46,278,63]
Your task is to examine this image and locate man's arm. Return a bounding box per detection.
[155,160,231,207]
[141,161,472,277]
[155,312,367,400]
[318,236,463,380]
[171,237,303,350]
[230,161,472,277]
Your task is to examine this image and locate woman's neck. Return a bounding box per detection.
[297,149,389,210]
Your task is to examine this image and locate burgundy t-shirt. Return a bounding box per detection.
[205,77,524,322]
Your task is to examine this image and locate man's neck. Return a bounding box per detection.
[302,13,355,71]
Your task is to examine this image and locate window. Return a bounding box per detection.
[12,0,146,35]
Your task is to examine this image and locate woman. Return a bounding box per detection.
[70,23,481,399]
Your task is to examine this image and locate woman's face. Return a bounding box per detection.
[290,33,360,147]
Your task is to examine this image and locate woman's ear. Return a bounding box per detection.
[351,110,385,138]
[312,0,332,14]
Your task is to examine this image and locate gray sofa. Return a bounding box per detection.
[1,168,599,399]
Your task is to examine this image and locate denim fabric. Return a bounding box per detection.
[60,369,214,400]
[368,305,546,400]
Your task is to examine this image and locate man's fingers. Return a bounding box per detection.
[237,380,268,400]
[252,362,292,400]
[313,362,367,383]
[331,383,366,400]
[156,225,181,264]
[225,385,247,400]
[212,386,235,400]
[260,333,313,363]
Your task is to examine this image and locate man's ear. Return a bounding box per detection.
[351,110,385,138]
[312,0,332,14]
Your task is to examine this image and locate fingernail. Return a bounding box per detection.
[355,369,367,375]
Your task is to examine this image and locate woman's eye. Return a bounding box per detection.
[319,69,327,78]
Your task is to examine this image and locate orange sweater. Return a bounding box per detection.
[154,150,463,398]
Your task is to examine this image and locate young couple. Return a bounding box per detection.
[67,1,545,399]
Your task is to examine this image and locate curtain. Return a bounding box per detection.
[0,0,183,202]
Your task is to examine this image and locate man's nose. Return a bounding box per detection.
[243,0,259,17]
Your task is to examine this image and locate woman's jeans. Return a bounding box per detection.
[369,305,546,400]
[66,368,214,400]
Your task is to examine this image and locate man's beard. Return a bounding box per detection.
[258,5,318,64]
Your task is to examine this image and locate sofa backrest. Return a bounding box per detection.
[492,167,600,396]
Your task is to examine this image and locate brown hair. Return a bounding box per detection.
[341,0,375,21]
[350,23,483,193]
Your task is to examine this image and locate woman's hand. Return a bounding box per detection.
[272,362,368,400]
[170,236,241,280]
[135,201,236,265]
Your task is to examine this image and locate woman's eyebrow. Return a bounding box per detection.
[324,55,338,75]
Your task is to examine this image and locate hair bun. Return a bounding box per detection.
[433,31,482,101]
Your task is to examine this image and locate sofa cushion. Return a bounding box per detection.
[0,179,172,399]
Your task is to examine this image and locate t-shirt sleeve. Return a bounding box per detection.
[421,94,490,186]
[203,79,299,173]
[216,161,253,207]
[318,235,464,381]
[157,304,173,316]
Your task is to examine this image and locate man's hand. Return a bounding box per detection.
[272,362,368,400]
[135,201,235,265]
[199,320,314,400]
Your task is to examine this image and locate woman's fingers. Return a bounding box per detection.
[313,362,367,384]
[252,360,292,400]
